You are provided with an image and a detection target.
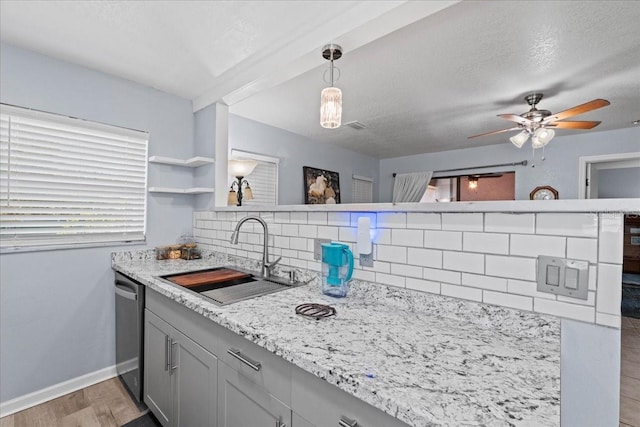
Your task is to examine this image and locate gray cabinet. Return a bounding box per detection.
[144,309,217,427]
[217,361,291,427]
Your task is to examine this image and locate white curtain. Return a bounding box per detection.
[392,171,433,203]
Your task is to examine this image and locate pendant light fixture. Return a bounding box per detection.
[320,44,343,129]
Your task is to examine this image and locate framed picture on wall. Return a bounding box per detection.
[303,166,340,204]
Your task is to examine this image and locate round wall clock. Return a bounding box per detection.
[530,185,559,200]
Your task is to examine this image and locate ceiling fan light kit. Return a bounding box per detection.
[320,44,343,129]
[469,93,610,153]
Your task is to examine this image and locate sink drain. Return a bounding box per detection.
[295,303,336,320]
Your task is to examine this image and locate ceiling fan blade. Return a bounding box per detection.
[542,99,610,123]
[468,127,521,139]
[497,114,532,126]
[546,120,602,129]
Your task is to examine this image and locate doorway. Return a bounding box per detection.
[578,152,640,199]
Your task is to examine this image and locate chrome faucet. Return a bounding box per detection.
[230,216,281,279]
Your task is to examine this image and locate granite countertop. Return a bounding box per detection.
[112,251,560,427]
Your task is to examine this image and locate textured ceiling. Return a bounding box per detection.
[1,1,639,159]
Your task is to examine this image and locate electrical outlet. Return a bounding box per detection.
[313,238,331,260]
[360,252,373,267]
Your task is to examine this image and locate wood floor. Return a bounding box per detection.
[0,378,145,427]
[621,316,640,427]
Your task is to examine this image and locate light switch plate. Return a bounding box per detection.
[537,255,589,300]
[313,238,331,261]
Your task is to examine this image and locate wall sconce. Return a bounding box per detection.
[468,176,478,190]
[228,159,257,206]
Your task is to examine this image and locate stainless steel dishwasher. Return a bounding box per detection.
[115,272,145,403]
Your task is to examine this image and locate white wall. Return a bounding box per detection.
[379,127,640,202]
[228,114,380,205]
[0,43,195,403]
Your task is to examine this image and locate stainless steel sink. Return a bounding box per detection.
[158,267,302,306]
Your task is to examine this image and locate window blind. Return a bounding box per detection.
[352,175,373,203]
[0,104,148,251]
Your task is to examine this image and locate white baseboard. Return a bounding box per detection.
[0,365,118,418]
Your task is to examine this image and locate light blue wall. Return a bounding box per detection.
[0,43,195,402]
[598,167,640,198]
[379,127,640,202]
[194,104,217,211]
[561,319,620,426]
[228,114,380,205]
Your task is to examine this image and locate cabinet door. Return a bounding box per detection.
[172,328,218,427]
[218,361,291,427]
[144,310,172,426]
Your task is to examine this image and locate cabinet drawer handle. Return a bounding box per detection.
[165,335,170,371]
[338,416,358,427]
[170,339,178,372]
[227,348,261,371]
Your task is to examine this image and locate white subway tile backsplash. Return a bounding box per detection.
[407,248,443,269]
[376,272,405,288]
[442,284,482,302]
[274,236,290,249]
[407,213,441,230]
[557,291,596,307]
[566,238,598,263]
[373,229,391,245]
[339,227,357,242]
[317,226,339,240]
[483,291,533,311]
[463,232,509,254]
[598,213,624,264]
[443,251,484,274]
[377,245,407,263]
[194,209,624,327]
[596,263,623,315]
[537,213,598,237]
[290,237,308,251]
[391,263,423,278]
[424,230,462,250]
[510,234,566,258]
[378,212,407,228]
[353,268,376,282]
[274,212,290,223]
[298,225,318,238]
[484,213,536,234]
[462,273,507,292]
[534,298,595,323]
[442,213,483,231]
[588,265,597,291]
[595,312,621,328]
[392,229,424,247]
[406,277,440,295]
[486,255,536,281]
[350,212,377,228]
[328,212,351,227]
[423,267,461,285]
[290,212,308,224]
[307,212,328,225]
[281,224,299,237]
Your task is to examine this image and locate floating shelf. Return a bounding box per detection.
[148,156,215,168]
[148,187,214,194]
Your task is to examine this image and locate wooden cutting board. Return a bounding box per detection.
[166,268,251,288]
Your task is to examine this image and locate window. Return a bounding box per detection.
[230,149,279,206]
[0,104,148,252]
[352,175,373,203]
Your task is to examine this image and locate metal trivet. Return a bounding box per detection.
[295,303,336,320]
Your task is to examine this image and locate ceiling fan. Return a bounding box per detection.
[468,93,610,148]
